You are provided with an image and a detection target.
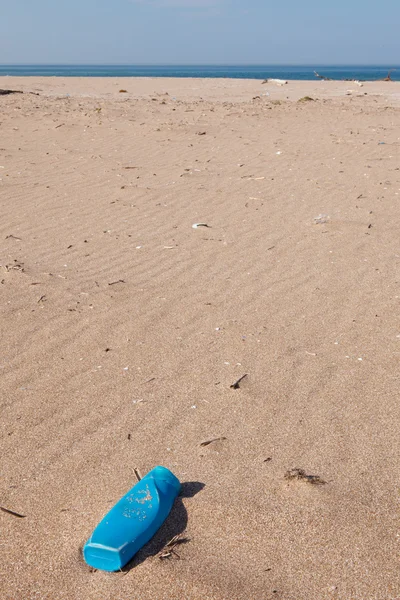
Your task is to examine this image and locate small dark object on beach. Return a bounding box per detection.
[298,96,315,103]
[0,89,23,96]
[230,374,248,389]
[200,437,227,447]
[197,131,206,135]
[108,279,125,285]
[192,223,211,229]
[284,468,326,485]
[119,89,128,93]
[0,506,26,518]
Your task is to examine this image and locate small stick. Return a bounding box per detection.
[200,437,227,447]
[230,374,248,389]
[55,123,65,129]
[0,506,26,518]
[108,279,125,286]
[0,89,24,95]
[133,468,142,482]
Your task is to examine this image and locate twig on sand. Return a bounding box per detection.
[133,468,142,482]
[108,279,125,286]
[0,89,24,96]
[0,506,26,518]
[200,437,227,447]
[230,374,248,389]
[159,534,190,560]
[192,223,211,229]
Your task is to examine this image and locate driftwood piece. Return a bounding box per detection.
[0,506,26,518]
[0,89,24,96]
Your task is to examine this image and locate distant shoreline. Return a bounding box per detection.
[1,76,399,105]
[0,64,399,81]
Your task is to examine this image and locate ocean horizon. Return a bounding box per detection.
[0,64,399,81]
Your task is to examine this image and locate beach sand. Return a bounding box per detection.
[1,77,400,600]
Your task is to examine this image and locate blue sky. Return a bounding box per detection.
[1,0,399,64]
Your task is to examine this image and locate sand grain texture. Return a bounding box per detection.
[1,77,400,600]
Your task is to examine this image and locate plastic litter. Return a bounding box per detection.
[83,466,181,572]
[313,214,330,224]
[265,79,288,86]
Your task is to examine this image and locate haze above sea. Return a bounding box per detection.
[0,64,399,81]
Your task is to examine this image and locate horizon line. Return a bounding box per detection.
[0,63,398,67]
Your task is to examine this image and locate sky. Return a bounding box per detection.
[1,0,399,65]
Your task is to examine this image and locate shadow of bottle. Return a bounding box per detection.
[121,481,205,572]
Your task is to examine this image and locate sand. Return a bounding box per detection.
[1,76,400,600]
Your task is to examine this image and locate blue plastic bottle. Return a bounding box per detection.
[83,466,181,571]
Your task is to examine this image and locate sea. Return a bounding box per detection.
[0,65,399,81]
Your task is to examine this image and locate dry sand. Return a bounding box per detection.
[1,77,400,600]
